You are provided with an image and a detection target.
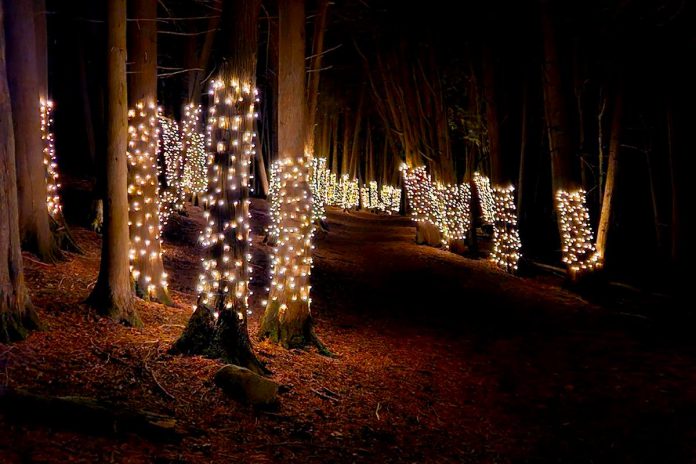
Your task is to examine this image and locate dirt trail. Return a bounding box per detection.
[1,201,695,463]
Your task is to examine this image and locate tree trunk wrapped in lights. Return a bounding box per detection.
[126,0,171,305]
[490,186,522,272]
[541,2,601,279]
[1,4,42,342]
[4,0,61,263]
[173,0,265,372]
[181,104,207,200]
[86,0,140,327]
[259,0,327,353]
[158,114,184,226]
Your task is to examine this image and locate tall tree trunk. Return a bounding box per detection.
[34,0,48,100]
[259,0,327,353]
[4,0,60,263]
[517,76,529,215]
[173,0,265,372]
[304,0,329,156]
[86,0,139,327]
[186,1,222,104]
[126,0,171,305]
[482,46,503,184]
[1,4,42,342]
[595,85,623,259]
[541,2,599,278]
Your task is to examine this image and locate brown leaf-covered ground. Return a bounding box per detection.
[2,200,696,463]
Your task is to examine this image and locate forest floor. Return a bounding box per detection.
[2,200,696,463]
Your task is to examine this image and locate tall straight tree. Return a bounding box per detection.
[3,0,60,262]
[259,0,327,352]
[541,1,601,278]
[173,0,265,371]
[87,0,140,326]
[126,0,171,304]
[1,3,41,342]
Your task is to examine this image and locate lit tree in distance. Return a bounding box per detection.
[181,103,207,201]
[259,0,329,353]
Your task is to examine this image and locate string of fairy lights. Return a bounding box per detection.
[194,78,259,318]
[310,157,329,222]
[40,98,61,218]
[181,103,208,197]
[264,154,315,315]
[360,181,401,213]
[400,164,471,247]
[127,100,168,297]
[490,185,522,272]
[473,171,495,224]
[158,114,184,225]
[555,189,602,275]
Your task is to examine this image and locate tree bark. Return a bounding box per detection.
[174,0,265,372]
[0,5,41,342]
[259,0,327,353]
[305,0,329,156]
[87,0,140,327]
[126,0,171,305]
[595,85,623,259]
[4,0,60,263]
[482,46,503,184]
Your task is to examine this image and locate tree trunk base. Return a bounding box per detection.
[134,282,174,307]
[50,214,84,254]
[171,305,267,375]
[0,300,41,343]
[258,301,332,356]
[86,282,142,328]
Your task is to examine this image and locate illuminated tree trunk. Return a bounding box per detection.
[86,0,140,327]
[595,86,623,260]
[541,3,600,278]
[259,0,327,352]
[34,0,83,254]
[3,0,61,263]
[173,0,265,372]
[126,0,171,305]
[1,5,42,342]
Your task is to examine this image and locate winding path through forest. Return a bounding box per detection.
[2,200,696,462]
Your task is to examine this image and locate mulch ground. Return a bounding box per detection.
[2,200,696,463]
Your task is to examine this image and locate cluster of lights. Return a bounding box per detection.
[267,160,282,244]
[336,174,359,210]
[158,114,184,225]
[195,77,259,318]
[474,172,495,224]
[265,155,314,315]
[127,100,168,297]
[181,103,207,196]
[490,185,522,272]
[556,189,602,274]
[400,164,471,247]
[360,181,401,214]
[309,157,329,221]
[40,98,61,217]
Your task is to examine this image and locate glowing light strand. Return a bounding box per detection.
[474,172,495,224]
[490,185,522,272]
[127,100,168,297]
[181,103,207,196]
[194,78,259,318]
[157,113,184,225]
[400,164,471,247]
[555,189,602,274]
[40,99,61,217]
